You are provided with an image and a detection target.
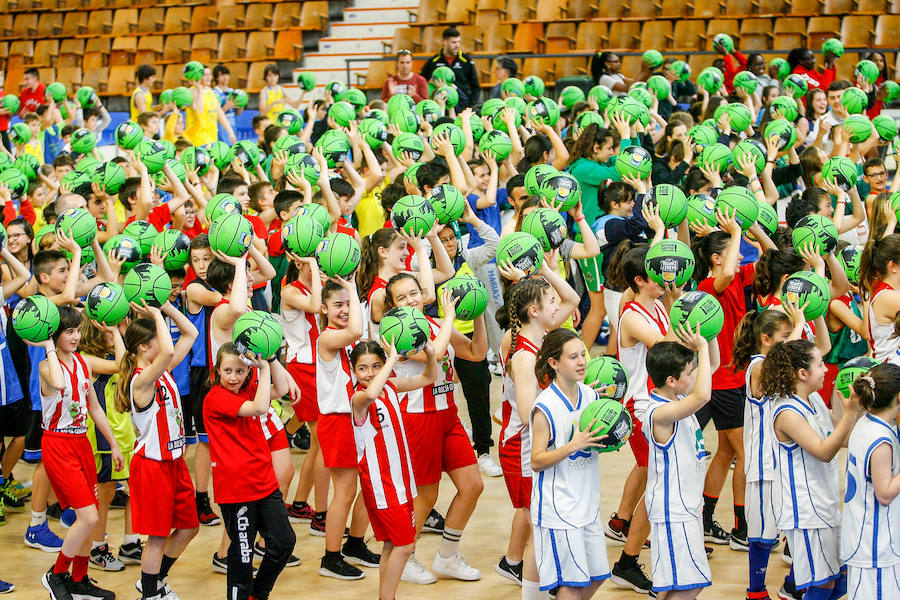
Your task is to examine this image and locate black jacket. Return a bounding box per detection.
[421,52,480,109]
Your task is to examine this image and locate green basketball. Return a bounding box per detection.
[700,142,732,173]
[285,152,321,184]
[316,232,361,278]
[123,221,157,256]
[558,86,586,110]
[281,212,325,257]
[379,306,431,356]
[76,155,100,174]
[76,86,98,109]
[646,184,688,227]
[392,131,425,161]
[183,61,204,82]
[522,208,567,252]
[770,57,790,81]
[822,156,858,191]
[172,86,193,109]
[838,244,863,285]
[60,170,91,196]
[725,103,753,133]
[297,72,317,91]
[432,66,455,85]
[431,123,465,156]
[91,162,126,195]
[9,123,30,146]
[428,184,467,224]
[481,98,506,119]
[229,89,249,109]
[13,154,40,182]
[611,96,650,127]
[688,125,718,151]
[884,81,900,103]
[579,398,632,453]
[526,97,560,126]
[160,139,176,160]
[86,282,130,326]
[733,71,759,96]
[0,153,12,173]
[712,33,734,54]
[525,164,560,196]
[430,86,459,109]
[584,356,629,401]
[628,86,654,108]
[645,239,695,287]
[231,140,261,169]
[588,85,613,111]
[781,271,830,320]
[822,38,844,58]
[12,295,60,343]
[64,246,95,267]
[732,139,766,175]
[698,67,724,94]
[500,77,524,98]
[55,207,97,248]
[669,291,724,340]
[154,229,191,270]
[206,193,242,223]
[765,118,797,151]
[713,102,730,123]
[276,109,303,135]
[841,87,868,115]
[844,114,873,143]
[403,162,425,185]
[123,263,171,308]
[493,106,522,134]
[387,94,415,116]
[439,275,489,320]
[835,356,878,398]
[326,81,346,97]
[328,101,357,128]
[180,146,212,177]
[783,74,808,99]
[153,159,186,188]
[34,224,55,248]
[479,130,512,161]
[71,128,96,155]
[137,138,168,174]
[539,173,581,211]
[391,108,420,134]
[873,115,898,142]
[391,194,436,237]
[770,96,799,122]
[416,99,442,124]
[615,146,653,179]
[646,75,671,101]
[496,231,544,276]
[272,134,304,156]
[454,113,485,142]
[115,120,143,150]
[524,76,546,98]
[357,118,387,150]
[855,60,880,85]
[209,214,254,258]
[575,111,604,132]
[670,60,691,82]
[756,200,778,236]
[338,88,367,110]
[717,186,759,231]
[508,99,527,119]
[232,311,283,360]
[159,89,173,105]
[301,203,331,234]
[209,140,234,170]
[791,214,838,256]
[1,95,20,114]
[687,193,718,228]
[315,129,351,168]
[639,48,662,68]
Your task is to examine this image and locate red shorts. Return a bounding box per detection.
[318,413,357,469]
[42,432,98,510]
[286,362,319,422]
[626,398,648,468]
[367,502,416,547]
[130,455,199,537]
[268,429,289,452]
[499,433,532,509]
[402,409,477,486]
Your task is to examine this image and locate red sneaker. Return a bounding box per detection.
[288,502,316,524]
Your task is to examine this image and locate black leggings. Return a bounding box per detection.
[220,489,296,600]
[454,340,493,455]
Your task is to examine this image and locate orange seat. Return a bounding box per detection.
[191,5,216,32]
[856,0,889,12]
[56,67,82,91]
[706,19,740,49]
[786,0,823,13]
[841,16,875,48]
[111,9,138,36]
[506,0,537,21]
[690,0,725,17]
[37,13,63,37]
[62,12,87,36]
[12,14,37,38]
[212,5,245,30]
[512,23,545,53]
[162,64,184,89]
[136,36,164,65]
[164,34,191,64]
[520,57,556,82]
[245,4,274,28]
[0,15,13,38]
[874,15,900,48]
[83,38,111,70]
[757,0,787,12]
[300,2,329,30]
[224,63,249,89]
[33,40,59,68]
[544,23,576,53]
[807,16,840,49]
[218,33,248,62]
[475,0,507,26]
[673,20,706,50]
[740,18,774,50]
[245,62,269,94]
[191,33,219,64]
[164,7,192,33]
[272,2,303,28]
[446,0,477,23]
[480,23,513,52]
[357,60,394,91]
[658,0,688,17]
[688,54,717,75]
[773,17,806,49]
[274,30,304,62]
[8,42,34,70]
[110,37,137,67]
[536,0,569,20]
[575,21,606,51]
[388,28,422,54]
[107,65,136,96]
[456,25,481,53]
[642,21,674,50]
[82,67,110,94]
[607,21,641,50]
[822,0,852,12]
[138,7,165,34]
[552,56,589,80]
[421,26,446,53]
[724,0,757,16]
[58,39,85,69]
[567,0,599,18]
[246,31,275,61]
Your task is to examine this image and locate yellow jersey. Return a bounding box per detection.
[263,85,285,122]
[355,177,389,237]
[184,87,219,147]
[130,86,153,122]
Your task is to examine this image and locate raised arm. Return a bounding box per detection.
[162,302,198,369]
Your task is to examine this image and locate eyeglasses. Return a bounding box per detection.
[397,49,412,56]
[866,171,888,178]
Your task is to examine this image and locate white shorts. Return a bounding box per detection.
[784,526,842,589]
[746,480,778,543]
[603,288,624,329]
[534,517,611,592]
[650,516,712,593]
[847,564,900,600]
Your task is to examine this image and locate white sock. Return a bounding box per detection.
[522,579,548,600]
[30,510,46,526]
[439,526,463,558]
[91,540,105,550]
[506,556,523,566]
[123,534,140,545]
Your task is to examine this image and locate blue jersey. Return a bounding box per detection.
[213,86,236,145]
[187,280,214,369]
[92,361,113,453]
[28,343,47,411]
[167,298,191,395]
[0,310,23,407]
[465,189,504,249]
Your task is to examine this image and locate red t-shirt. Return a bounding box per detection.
[792,65,836,95]
[267,217,284,257]
[0,88,9,132]
[18,84,45,116]
[203,381,278,504]
[125,203,172,233]
[698,263,755,390]
[246,214,268,290]
[722,51,748,94]
[181,220,206,239]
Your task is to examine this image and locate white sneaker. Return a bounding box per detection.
[401,554,437,584]
[477,453,503,477]
[432,552,482,581]
[136,576,180,600]
[492,406,503,425]
[489,361,503,377]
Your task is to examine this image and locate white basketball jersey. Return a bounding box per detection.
[618,299,669,418]
[530,382,601,529]
[393,316,456,413]
[131,369,186,461]
[316,338,354,415]
[280,281,320,364]
[869,284,900,364]
[644,390,707,523]
[744,355,775,483]
[773,392,841,530]
[41,353,91,434]
[841,414,900,568]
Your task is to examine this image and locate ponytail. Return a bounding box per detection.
[114,318,156,414]
[731,310,791,372]
[691,231,730,282]
[505,278,551,371]
[605,239,642,291]
[355,228,397,301]
[752,248,805,298]
[759,339,816,399]
[859,233,900,299]
[852,363,900,411]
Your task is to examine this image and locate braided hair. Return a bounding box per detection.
[498,278,551,371]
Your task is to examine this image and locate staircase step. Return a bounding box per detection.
[329,22,407,38]
[343,6,416,23]
[317,37,392,54]
[305,51,381,71]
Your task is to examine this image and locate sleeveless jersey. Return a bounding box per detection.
[353,381,417,509]
[772,392,840,529]
[184,87,219,147]
[363,276,388,341]
[530,381,602,529]
[130,86,153,121]
[618,299,669,417]
[393,316,455,413]
[868,282,900,364]
[280,281,320,364]
[841,413,900,568]
[40,353,91,434]
[207,298,233,371]
[264,85,286,122]
[187,280,215,369]
[500,334,540,477]
[824,293,867,366]
[130,368,186,461]
[316,330,354,415]
[744,354,775,483]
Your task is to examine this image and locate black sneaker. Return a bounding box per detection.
[47,503,64,521]
[781,538,792,565]
[493,556,523,585]
[0,481,24,511]
[778,579,802,600]
[706,545,714,555]
[285,553,301,567]
[610,559,652,594]
[704,520,731,544]
[196,494,221,526]
[67,575,115,600]
[290,425,311,450]
[319,554,364,580]
[110,489,129,509]
[422,508,444,534]
[342,542,381,568]
[41,569,72,600]
[117,540,142,565]
[730,527,749,551]
[212,552,227,574]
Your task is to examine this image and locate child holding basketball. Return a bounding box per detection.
[859,234,900,365]
[35,306,124,600]
[349,340,438,600]
[529,327,610,598]
[841,363,900,599]
[115,300,199,600]
[761,339,860,600]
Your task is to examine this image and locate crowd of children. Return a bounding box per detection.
[0,31,898,600]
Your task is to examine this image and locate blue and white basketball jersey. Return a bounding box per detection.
[744,354,775,483]
[530,381,601,529]
[841,413,900,568]
[773,392,840,530]
[644,390,707,523]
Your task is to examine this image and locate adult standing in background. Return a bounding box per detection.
[184,67,236,148]
[489,57,518,99]
[590,52,632,95]
[382,50,429,103]
[18,68,45,116]
[421,28,479,109]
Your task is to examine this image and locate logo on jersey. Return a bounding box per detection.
[694,428,708,468]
